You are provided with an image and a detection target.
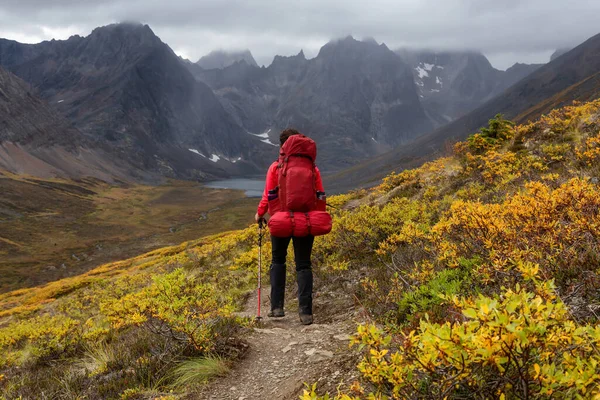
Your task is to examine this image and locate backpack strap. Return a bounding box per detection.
[289,211,296,235]
[278,159,287,211]
[305,212,312,236]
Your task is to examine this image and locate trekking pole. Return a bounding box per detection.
[257,218,265,321]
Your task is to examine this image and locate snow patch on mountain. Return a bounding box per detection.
[261,138,277,146]
[254,129,271,139]
[189,149,206,158]
[190,149,235,162]
[223,156,243,163]
[248,129,277,146]
[249,128,273,139]
[415,66,429,79]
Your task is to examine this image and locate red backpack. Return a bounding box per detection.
[267,135,332,237]
[278,134,318,212]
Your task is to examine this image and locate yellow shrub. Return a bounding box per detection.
[576,132,600,166]
[433,178,600,293]
[322,281,600,399]
[102,269,231,352]
[0,314,81,366]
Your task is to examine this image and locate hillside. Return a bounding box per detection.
[0,172,256,293]
[0,66,80,147]
[1,100,600,398]
[0,66,138,181]
[328,32,600,192]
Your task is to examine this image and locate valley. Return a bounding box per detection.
[0,172,256,293]
[204,178,265,197]
[0,11,599,398]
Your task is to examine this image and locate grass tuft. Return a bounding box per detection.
[170,356,230,388]
[75,342,116,376]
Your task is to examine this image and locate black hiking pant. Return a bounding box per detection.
[270,235,314,315]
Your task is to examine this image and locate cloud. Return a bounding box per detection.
[0,0,597,69]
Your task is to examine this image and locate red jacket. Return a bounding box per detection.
[257,161,325,217]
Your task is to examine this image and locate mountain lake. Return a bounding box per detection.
[204,178,265,197]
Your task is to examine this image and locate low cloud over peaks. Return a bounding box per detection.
[0,0,597,69]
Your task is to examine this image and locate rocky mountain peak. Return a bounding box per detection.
[466,51,494,67]
[89,22,159,44]
[73,22,170,70]
[550,48,571,61]
[318,35,369,56]
[270,50,309,69]
[505,62,536,73]
[316,36,405,72]
[91,23,162,48]
[197,49,258,69]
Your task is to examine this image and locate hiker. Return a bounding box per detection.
[255,128,330,325]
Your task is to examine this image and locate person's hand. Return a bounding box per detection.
[255,213,262,223]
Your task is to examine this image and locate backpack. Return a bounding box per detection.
[278,134,318,212]
[267,134,332,237]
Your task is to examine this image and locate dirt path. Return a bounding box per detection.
[197,283,361,399]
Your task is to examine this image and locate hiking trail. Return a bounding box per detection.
[196,280,361,400]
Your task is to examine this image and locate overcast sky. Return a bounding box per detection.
[0,0,598,70]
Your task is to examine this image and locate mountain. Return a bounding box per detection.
[0,66,135,180]
[501,62,544,89]
[0,66,79,147]
[0,24,554,178]
[550,48,571,61]
[0,23,268,180]
[396,50,542,125]
[188,37,432,170]
[328,33,600,192]
[197,49,259,69]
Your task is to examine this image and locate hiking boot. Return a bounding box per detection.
[299,313,313,325]
[268,308,285,318]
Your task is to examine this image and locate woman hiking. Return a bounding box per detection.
[255,128,329,326]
